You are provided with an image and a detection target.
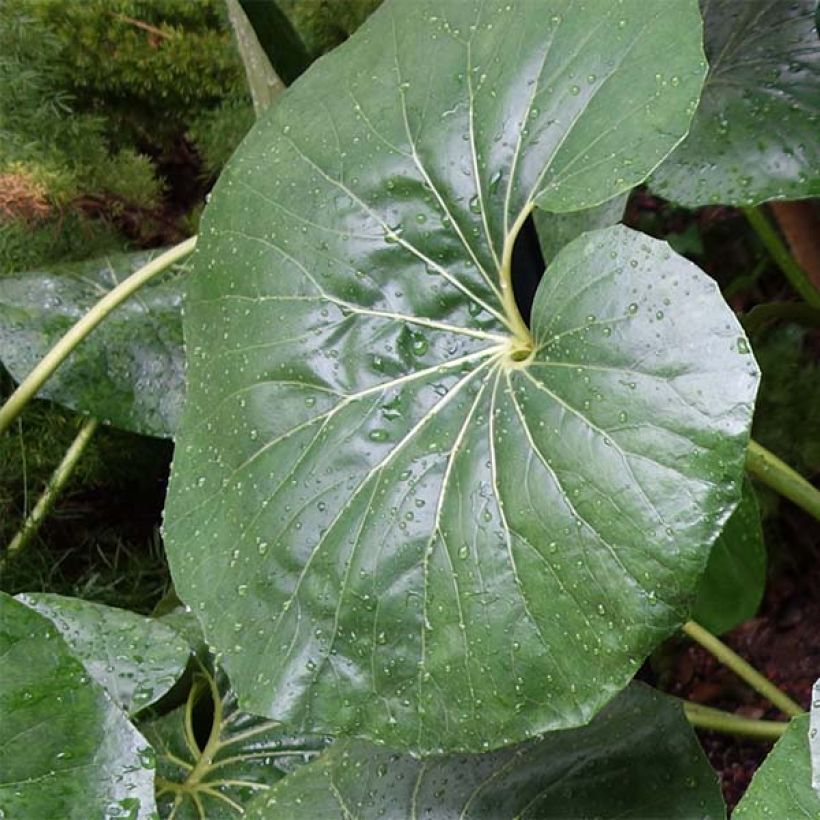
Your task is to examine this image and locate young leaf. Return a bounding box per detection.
[247,685,725,818]
[0,593,156,818]
[734,713,819,818]
[17,593,190,715]
[164,0,759,754]
[534,192,629,264]
[142,669,328,818]
[652,0,820,207]
[692,479,766,635]
[0,249,186,437]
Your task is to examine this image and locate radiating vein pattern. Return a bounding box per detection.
[164,0,756,753]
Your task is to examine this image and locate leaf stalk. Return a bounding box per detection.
[0,236,196,437]
[682,620,802,717]
[743,206,820,309]
[746,439,820,523]
[682,701,787,741]
[1,417,98,571]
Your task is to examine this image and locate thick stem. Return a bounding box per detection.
[682,621,803,718]
[682,702,787,741]
[0,236,196,437]
[499,205,534,347]
[1,418,98,571]
[746,439,820,523]
[744,206,820,309]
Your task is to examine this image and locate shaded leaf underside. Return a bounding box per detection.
[165,0,758,753]
[248,685,724,819]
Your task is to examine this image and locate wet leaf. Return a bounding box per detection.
[0,248,187,437]
[734,713,819,818]
[17,593,190,715]
[534,192,628,263]
[247,685,725,818]
[0,593,156,818]
[692,479,765,635]
[164,0,759,753]
[652,0,820,206]
[142,669,328,818]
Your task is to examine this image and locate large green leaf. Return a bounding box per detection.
[247,685,724,818]
[734,713,819,818]
[652,0,820,207]
[17,592,190,715]
[0,593,156,817]
[692,478,765,635]
[0,248,186,437]
[143,669,328,818]
[165,0,760,753]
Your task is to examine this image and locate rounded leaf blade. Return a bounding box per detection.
[163,0,756,754]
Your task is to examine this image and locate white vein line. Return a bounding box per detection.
[234,178,382,241]
[525,9,660,205]
[505,373,601,643]
[281,133,508,326]
[428,369,495,723]
[212,279,504,342]
[173,347,499,527]
[346,87,412,158]
[505,371,654,603]
[466,36,501,271]
[502,3,567,238]
[487,370,570,672]
[416,357,501,748]
[518,369,666,534]
[410,761,429,820]
[270,357,498,658]
[537,314,632,350]
[390,16,503,304]
[460,748,526,820]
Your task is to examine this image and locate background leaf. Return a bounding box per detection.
[734,713,819,818]
[17,592,190,715]
[534,192,628,263]
[0,593,156,818]
[163,0,756,754]
[651,0,820,206]
[247,685,725,819]
[692,478,766,635]
[0,248,186,437]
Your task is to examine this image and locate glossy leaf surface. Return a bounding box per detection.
[0,249,186,437]
[248,685,724,818]
[734,713,819,818]
[0,593,156,818]
[652,0,820,206]
[144,670,328,818]
[18,592,190,715]
[164,0,760,753]
[692,479,765,635]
